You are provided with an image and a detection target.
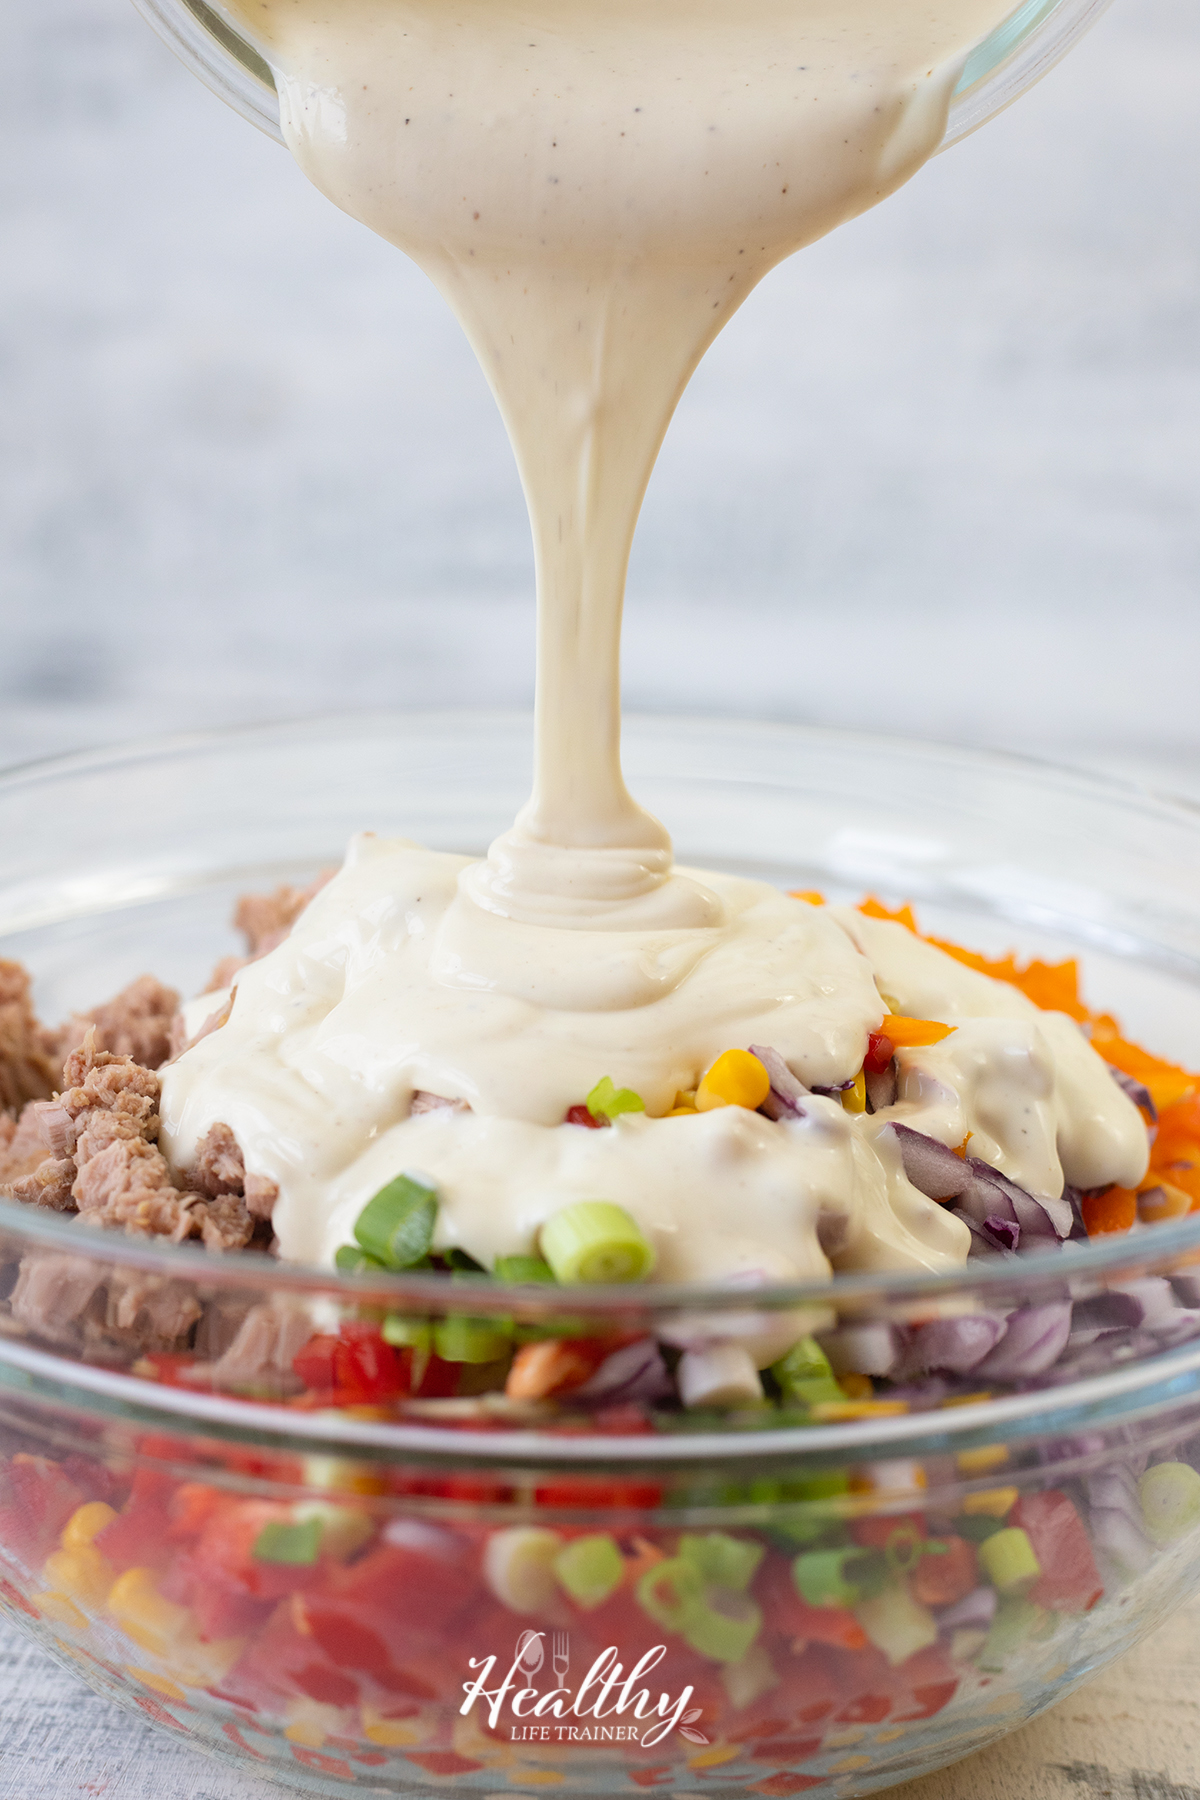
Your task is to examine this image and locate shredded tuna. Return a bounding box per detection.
[0,961,60,1113]
[56,975,181,1073]
[203,872,333,993]
[186,1120,277,1232]
[411,1090,471,1115]
[9,1254,106,1346]
[188,1297,312,1389]
[106,1270,203,1348]
[0,1104,52,1185]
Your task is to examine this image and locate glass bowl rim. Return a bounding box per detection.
[3,708,1200,1313]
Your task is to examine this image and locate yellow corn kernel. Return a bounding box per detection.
[810,1400,909,1421]
[283,1696,342,1747]
[1138,1183,1193,1224]
[839,1372,874,1400]
[688,1744,741,1770]
[32,1592,89,1631]
[957,1444,1010,1477]
[362,1708,429,1747]
[301,1455,387,1497]
[107,1568,192,1657]
[61,1501,118,1552]
[841,1070,867,1114]
[127,1667,188,1702]
[695,1050,770,1113]
[172,1634,246,1689]
[962,1486,1019,1518]
[42,1546,113,1611]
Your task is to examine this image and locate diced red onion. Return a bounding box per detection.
[886,1124,972,1201]
[1085,1466,1152,1575]
[750,1045,809,1122]
[865,1064,898,1113]
[575,1337,674,1404]
[1106,1065,1157,1122]
[1070,1291,1147,1338]
[905,1313,1008,1375]
[973,1302,1073,1379]
[937,1586,998,1631]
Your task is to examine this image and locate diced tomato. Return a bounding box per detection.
[865,1032,895,1075]
[290,1662,360,1707]
[889,1644,960,1720]
[909,1536,977,1608]
[60,1454,125,1506]
[392,1472,514,1505]
[94,1468,177,1573]
[1011,1490,1103,1613]
[850,1511,927,1551]
[0,1455,86,1566]
[565,1104,606,1128]
[293,1324,409,1405]
[168,1482,224,1541]
[532,1475,663,1510]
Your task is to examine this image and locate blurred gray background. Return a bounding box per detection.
[0,0,1197,789]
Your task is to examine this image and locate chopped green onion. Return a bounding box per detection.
[771,1336,845,1408]
[553,1533,625,1610]
[977,1595,1049,1671]
[433,1314,513,1364]
[494,1255,557,1284]
[954,1512,1009,1543]
[854,1583,938,1666]
[793,1546,865,1609]
[253,1517,323,1566]
[585,1076,646,1122]
[679,1532,764,1593]
[540,1201,655,1284]
[380,1313,432,1352]
[682,1587,762,1664]
[335,1244,390,1274]
[637,1557,705,1632]
[1139,1462,1200,1545]
[353,1172,438,1269]
[978,1526,1041,1594]
[445,1247,487,1272]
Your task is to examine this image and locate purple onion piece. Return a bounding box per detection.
[1111,1276,1193,1332]
[973,1302,1073,1379]
[1171,1274,1200,1310]
[865,1063,898,1114]
[812,1079,855,1098]
[750,1045,809,1122]
[905,1313,1008,1375]
[575,1338,674,1404]
[886,1123,972,1201]
[1106,1064,1157,1122]
[1085,1466,1153,1575]
[982,1216,1022,1254]
[937,1586,998,1632]
[965,1158,1074,1241]
[1070,1291,1147,1337]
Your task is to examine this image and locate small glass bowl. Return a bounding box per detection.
[0,714,1198,1799]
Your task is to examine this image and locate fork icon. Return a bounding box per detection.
[552,1630,570,1686]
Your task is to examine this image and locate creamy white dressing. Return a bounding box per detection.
[159,0,1149,1290]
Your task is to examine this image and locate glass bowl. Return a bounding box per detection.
[127,0,1117,151]
[1,713,1199,1799]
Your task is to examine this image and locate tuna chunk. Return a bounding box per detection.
[191,1297,312,1389]
[186,1120,277,1232]
[0,961,59,1112]
[9,1254,106,1346]
[56,974,181,1073]
[203,871,332,993]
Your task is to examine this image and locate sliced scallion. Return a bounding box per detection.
[335,1244,390,1275]
[253,1516,323,1566]
[585,1076,646,1122]
[494,1255,557,1284]
[553,1534,624,1610]
[353,1171,438,1269]
[679,1532,764,1593]
[380,1313,432,1353]
[540,1200,655,1284]
[433,1314,513,1364]
[682,1587,762,1664]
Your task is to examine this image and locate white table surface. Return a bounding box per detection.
[2,0,1199,1791]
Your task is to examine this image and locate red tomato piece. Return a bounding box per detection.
[533,1476,663,1510]
[289,1662,360,1708]
[565,1104,606,1128]
[94,1468,177,1573]
[849,1512,928,1551]
[1,1456,85,1566]
[293,1325,409,1405]
[1011,1490,1103,1613]
[748,1739,822,1765]
[909,1536,977,1608]
[865,1033,896,1075]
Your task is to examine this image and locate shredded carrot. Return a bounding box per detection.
[856,898,1200,1111]
[790,889,826,906]
[952,1133,974,1160]
[1081,1187,1138,1237]
[505,1338,605,1401]
[880,1014,953,1048]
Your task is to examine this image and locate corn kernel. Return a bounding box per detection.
[1138,1183,1192,1224]
[107,1568,192,1657]
[283,1696,342,1746]
[61,1502,118,1552]
[127,1667,188,1702]
[841,1071,867,1114]
[961,1486,1018,1518]
[839,1372,874,1400]
[32,1592,89,1631]
[362,1708,428,1747]
[956,1444,1010,1477]
[695,1049,770,1113]
[42,1546,113,1611]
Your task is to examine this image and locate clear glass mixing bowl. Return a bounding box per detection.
[1,715,1199,1798]
[126,0,1116,150]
